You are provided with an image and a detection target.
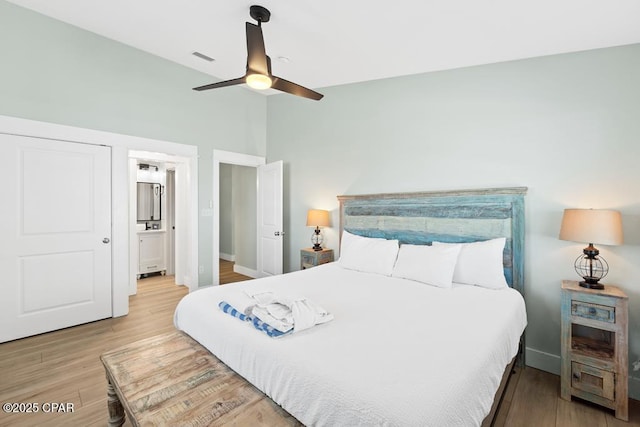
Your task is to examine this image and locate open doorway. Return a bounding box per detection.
[219,163,258,284]
[213,151,265,286]
[213,150,284,286]
[129,150,196,295]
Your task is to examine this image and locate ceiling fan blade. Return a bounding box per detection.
[246,22,269,75]
[193,77,246,91]
[272,76,324,101]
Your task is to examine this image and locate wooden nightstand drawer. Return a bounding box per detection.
[301,254,315,265]
[571,301,615,323]
[571,362,615,401]
[316,251,333,264]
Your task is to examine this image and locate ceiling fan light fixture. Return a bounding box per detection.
[246,73,272,90]
[192,5,322,100]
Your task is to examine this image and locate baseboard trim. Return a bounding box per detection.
[233,264,258,279]
[525,346,640,400]
[525,347,560,375]
[220,253,235,262]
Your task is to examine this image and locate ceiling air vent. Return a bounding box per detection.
[192,51,215,62]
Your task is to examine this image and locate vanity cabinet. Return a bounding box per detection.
[138,231,166,278]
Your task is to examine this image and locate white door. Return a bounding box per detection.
[0,134,112,343]
[166,170,176,276]
[257,161,283,277]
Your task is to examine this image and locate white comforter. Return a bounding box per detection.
[174,263,527,426]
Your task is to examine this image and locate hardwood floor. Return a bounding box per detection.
[495,365,640,426]
[0,273,188,426]
[0,270,638,426]
[219,259,252,285]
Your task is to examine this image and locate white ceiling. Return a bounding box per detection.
[8,0,640,94]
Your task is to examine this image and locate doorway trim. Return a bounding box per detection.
[129,151,195,295]
[0,114,199,317]
[213,149,265,286]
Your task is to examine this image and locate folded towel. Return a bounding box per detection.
[223,291,259,317]
[218,301,250,322]
[219,291,333,337]
[246,290,278,305]
[252,296,334,333]
[291,299,334,332]
[251,316,292,338]
[218,301,293,337]
[251,302,295,333]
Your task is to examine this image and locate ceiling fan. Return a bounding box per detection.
[193,5,323,101]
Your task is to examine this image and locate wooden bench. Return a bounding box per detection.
[100,330,302,426]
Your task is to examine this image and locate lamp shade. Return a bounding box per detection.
[306,209,330,227]
[559,209,623,246]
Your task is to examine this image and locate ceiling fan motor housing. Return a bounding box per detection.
[250,5,270,24]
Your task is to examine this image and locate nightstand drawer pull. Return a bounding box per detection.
[571,301,615,323]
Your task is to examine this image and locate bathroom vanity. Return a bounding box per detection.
[137,230,166,279]
[136,181,166,278]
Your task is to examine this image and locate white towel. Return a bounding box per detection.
[247,290,278,305]
[250,295,334,333]
[252,303,295,333]
[291,299,333,332]
[226,290,333,334]
[223,290,266,316]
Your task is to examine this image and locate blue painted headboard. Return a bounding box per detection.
[337,187,527,295]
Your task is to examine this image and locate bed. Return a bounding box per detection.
[174,187,527,426]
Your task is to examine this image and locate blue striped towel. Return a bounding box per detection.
[251,316,292,338]
[218,301,293,338]
[218,301,250,322]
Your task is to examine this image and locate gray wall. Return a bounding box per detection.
[232,165,257,271]
[218,163,257,272]
[0,1,267,286]
[267,44,640,394]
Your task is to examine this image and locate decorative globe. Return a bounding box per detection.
[574,254,609,284]
[311,231,324,247]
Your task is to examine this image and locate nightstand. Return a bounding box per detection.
[300,248,334,270]
[560,280,628,421]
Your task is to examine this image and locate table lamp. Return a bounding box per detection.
[306,209,330,251]
[559,208,623,289]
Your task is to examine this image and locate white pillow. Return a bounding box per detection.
[391,244,461,288]
[433,238,508,289]
[338,230,399,276]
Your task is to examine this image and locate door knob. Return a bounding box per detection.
[103,238,110,244]
[274,231,280,236]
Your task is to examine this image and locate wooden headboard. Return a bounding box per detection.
[337,187,527,295]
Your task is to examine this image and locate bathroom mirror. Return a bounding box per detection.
[137,182,162,221]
